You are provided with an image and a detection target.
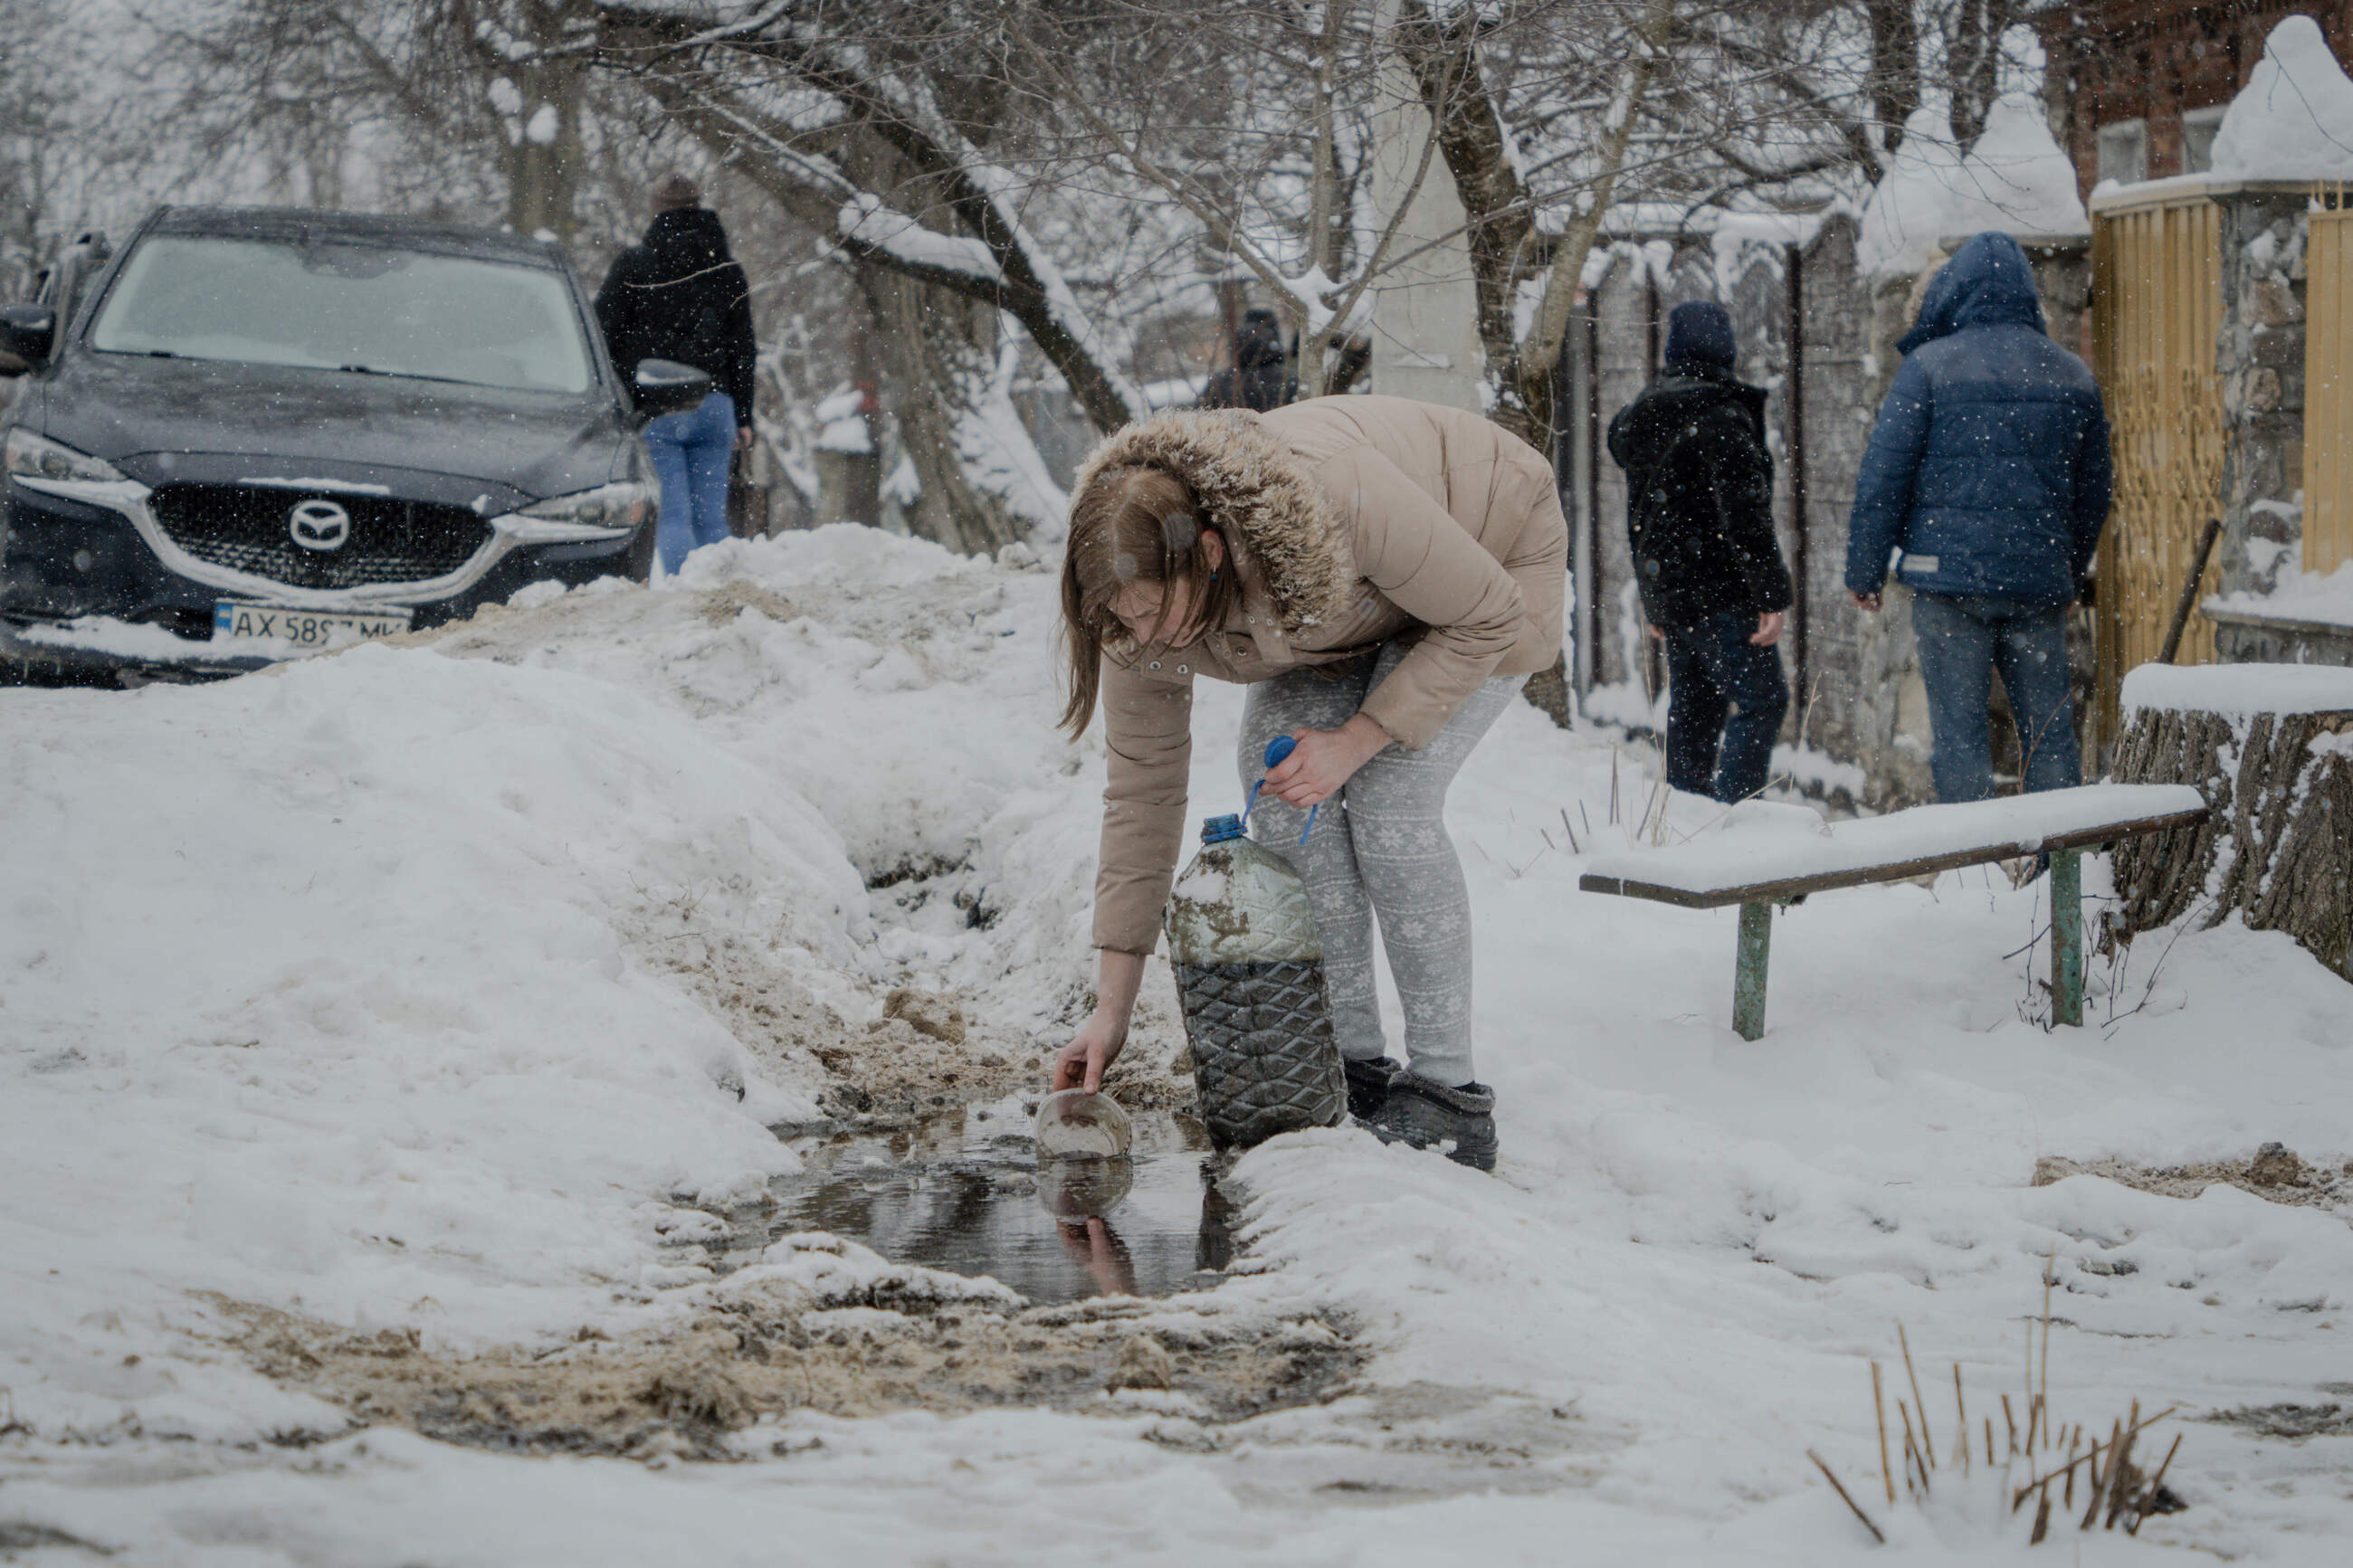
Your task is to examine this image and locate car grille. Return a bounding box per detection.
[148,483,493,590]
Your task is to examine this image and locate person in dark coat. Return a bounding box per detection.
[1197,306,1297,413]
[1845,231,2112,803]
[1606,300,1793,803]
[595,172,759,575]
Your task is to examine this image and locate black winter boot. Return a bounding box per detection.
[1343,1056,1401,1121]
[1368,1075,1498,1172]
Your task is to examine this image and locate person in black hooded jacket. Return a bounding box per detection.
[1606,300,1793,803]
[595,173,758,574]
[1197,306,1297,413]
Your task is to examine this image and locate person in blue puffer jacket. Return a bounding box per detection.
[1845,231,2113,803]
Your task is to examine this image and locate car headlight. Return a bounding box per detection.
[5,428,128,486]
[493,481,653,543]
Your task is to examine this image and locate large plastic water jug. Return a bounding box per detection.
[1164,795,1346,1148]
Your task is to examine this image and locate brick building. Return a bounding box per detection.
[2038,3,2352,194]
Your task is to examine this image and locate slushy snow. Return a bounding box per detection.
[5,528,2353,1562]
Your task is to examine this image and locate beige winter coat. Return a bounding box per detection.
[1082,395,1568,954]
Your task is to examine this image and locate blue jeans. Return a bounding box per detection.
[1661,613,1788,802]
[1910,593,2081,802]
[643,390,736,575]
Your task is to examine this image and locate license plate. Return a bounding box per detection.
[212,601,413,650]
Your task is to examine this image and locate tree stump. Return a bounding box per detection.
[2107,682,2353,982]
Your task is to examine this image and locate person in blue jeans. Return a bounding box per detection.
[1606,301,1794,802]
[1846,233,2113,803]
[594,172,760,575]
[642,388,738,575]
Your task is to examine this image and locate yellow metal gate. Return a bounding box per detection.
[2090,185,2225,750]
[2306,193,2353,575]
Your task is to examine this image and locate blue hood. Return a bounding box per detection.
[1897,231,2044,355]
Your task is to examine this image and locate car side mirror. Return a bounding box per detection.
[0,304,56,375]
[631,358,712,423]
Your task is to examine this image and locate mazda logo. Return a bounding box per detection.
[289,499,351,552]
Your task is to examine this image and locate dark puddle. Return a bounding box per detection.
[703,1106,1242,1305]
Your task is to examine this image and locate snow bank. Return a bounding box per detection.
[0,526,1115,1442]
[0,644,870,1431]
[2211,15,2353,181]
[2122,658,2353,715]
[1858,97,2087,277]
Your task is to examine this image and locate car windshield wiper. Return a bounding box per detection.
[336,362,478,388]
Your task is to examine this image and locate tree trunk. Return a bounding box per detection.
[1868,0,1921,156]
[487,3,589,242]
[861,266,1042,556]
[2106,703,2353,982]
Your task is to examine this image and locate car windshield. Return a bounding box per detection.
[89,234,595,394]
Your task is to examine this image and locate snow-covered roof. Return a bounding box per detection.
[2210,16,2353,182]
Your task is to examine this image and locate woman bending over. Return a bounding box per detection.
[1053,395,1567,1170]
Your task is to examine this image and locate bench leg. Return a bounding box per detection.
[1733,901,1771,1041]
[2051,848,2082,1028]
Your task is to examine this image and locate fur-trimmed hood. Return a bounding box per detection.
[1069,408,1357,636]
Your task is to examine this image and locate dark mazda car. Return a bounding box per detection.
[0,205,710,680]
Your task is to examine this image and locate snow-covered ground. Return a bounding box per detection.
[5,528,2350,1563]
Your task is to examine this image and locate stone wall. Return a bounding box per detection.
[2206,185,2353,667]
[2214,186,2310,601]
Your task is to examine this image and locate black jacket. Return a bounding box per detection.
[1198,314,1296,413]
[594,208,757,424]
[1606,363,1792,631]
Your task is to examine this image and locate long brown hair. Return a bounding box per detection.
[1059,463,1242,736]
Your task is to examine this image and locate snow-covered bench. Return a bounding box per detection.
[1579,784,2209,1040]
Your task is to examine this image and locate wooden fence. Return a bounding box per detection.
[2090,185,2225,753]
[2307,190,2353,575]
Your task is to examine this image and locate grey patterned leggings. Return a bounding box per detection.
[1239,642,1523,1088]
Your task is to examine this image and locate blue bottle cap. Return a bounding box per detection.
[1200,813,1246,844]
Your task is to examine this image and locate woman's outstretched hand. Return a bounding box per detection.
[1053,948,1148,1094]
[1263,714,1392,807]
[1053,1011,1126,1095]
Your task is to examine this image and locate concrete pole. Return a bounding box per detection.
[1365,0,1482,411]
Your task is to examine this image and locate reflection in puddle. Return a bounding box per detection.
[761,1107,1240,1305]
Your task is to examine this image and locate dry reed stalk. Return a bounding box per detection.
[2015,1429,2122,1512]
[2082,1418,2121,1529]
[1984,1415,1995,1468]
[2030,1490,2053,1544]
[2040,1242,2056,1430]
[1898,1402,1929,1497]
[2127,1433,2183,1536]
[2063,1428,2081,1507]
[2104,1401,2141,1530]
[1807,1450,1887,1544]
[1953,1364,1970,1475]
[2025,1394,2041,1455]
[1871,1362,1894,1505]
[2001,1392,2017,1454]
[1560,807,1580,856]
[1899,1324,1937,1468]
